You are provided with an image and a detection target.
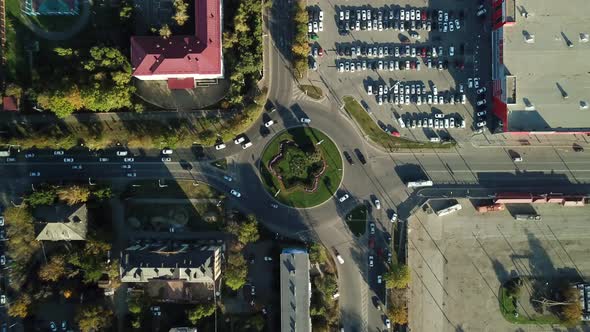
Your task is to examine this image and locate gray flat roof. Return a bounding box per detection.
[280,249,311,332]
[503,0,590,131]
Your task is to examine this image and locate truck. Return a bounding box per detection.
[407,180,433,188]
[477,203,505,213]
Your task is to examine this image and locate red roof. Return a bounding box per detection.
[130,0,222,78]
[167,78,196,89]
[2,96,19,111]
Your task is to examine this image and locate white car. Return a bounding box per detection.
[367,85,373,95]
[339,11,344,21]
[319,10,323,21]
[319,21,323,32]
[438,10,443,21]
[410,9,415,20]
[234,136,246,144]
[385,318,391,329]
[122,164,131,169]
[374,199,381,210]
[450,118,456,128]
[476,110,487,117]
[378,85,383,96]
[476,121,486,127]
[124,157,134,162]
[377,275,382,284]
[308,22,312,33]
[394,47,400,57]
[99,157,109,162]
[444,118,449,128]
[338,194,350,203]
[377,96,383,105]
[455,19,461,29]
[161,157,171,162]
[468,78,473,88]
[405,95,410,105]
[72,165,83,170]
[300,117,311,124]
[434,113,444,119]
[224,175,233,182]
[400,9,405,20]
[369,255,374,268]
[162,149,173,155]
[434,119,439,128]
[369,222,375,234]
[264,120,275,127]
[459,84,464,93]
[54,150,65,156]
[428,118,433,127]
[449,46,454,56]
[230,189,241,198]
[242,142,252,149]
[345,10,350,20]
[313,21,318,33]
[477,99,487,106]
[477,87,487,94]
[474,78,480,88]
[1,295,5,305]
[362,10,367,20]
[126,172,137,177]
[439,95,444,104]
[24,153,34,158]
[390,212,398,223]
[215,143,226,150]
[63,158,74,163]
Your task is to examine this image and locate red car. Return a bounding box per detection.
[421,10,427,20]
[421,47,427,57]
[410,61,416,70]
[318,47,324,57]
[369,237,375,249]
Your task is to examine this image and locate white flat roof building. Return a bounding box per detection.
[280,249,311,332]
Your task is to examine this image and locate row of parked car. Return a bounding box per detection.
[336,6,465,34]
[398,115,465,130]
[337,44,464,59]
[307,7,325,33]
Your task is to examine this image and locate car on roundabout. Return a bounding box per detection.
[230,189,241,198]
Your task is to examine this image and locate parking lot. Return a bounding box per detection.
[306,0,493,143]
[408,200,590,332]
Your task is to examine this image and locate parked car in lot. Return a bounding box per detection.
[300,117,311,124]
[477,99,487,106]
[374,198,381,210]
[30,171,41,177]
[124,157,134,162]
[230,189,241,198]
[126,172,137,177]
[390,212,398,223]
[477,87,487,94]
[63,158,74,163]
[215,143,226,150]
[476,121,486,127]
[54,150,65,156]
[369,222,375,234]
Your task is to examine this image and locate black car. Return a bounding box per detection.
[343,151,354,165]
[354,149,367,165]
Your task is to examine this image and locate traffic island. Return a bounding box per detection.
[298,84,324,100]
[260,127,342,208]
[342,96,456,150]
[345,204,367,237]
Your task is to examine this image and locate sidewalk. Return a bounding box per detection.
[471,132,590,148]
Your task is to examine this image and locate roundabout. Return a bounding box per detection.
[259,126,343,208]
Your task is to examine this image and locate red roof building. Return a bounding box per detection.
[130,0,223,89]
[2,96,19,112]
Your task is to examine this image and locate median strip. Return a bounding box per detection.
[342,96,455,151]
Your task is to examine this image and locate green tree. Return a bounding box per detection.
[246,314,265,331]
[159,24,172,38]
[384,264,410,289]
[91,186,113,201]
[27,187,57,207]
[5,83,23,97]
[173,0,189,25]
[76,305,113,332]
[57,185,91,205]
[38,255,67,282]
[388,305,408,325]
[225,214,259,245]
[68,239,112,283]
[225,253,248,290]
[186,302,215,324]
[308,243,328,264]
[7,294,31,318]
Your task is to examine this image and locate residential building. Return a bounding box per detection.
[130,0,223,89]
[34,204,88,241]
[120,242,223,284]
[280,248,311,332]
